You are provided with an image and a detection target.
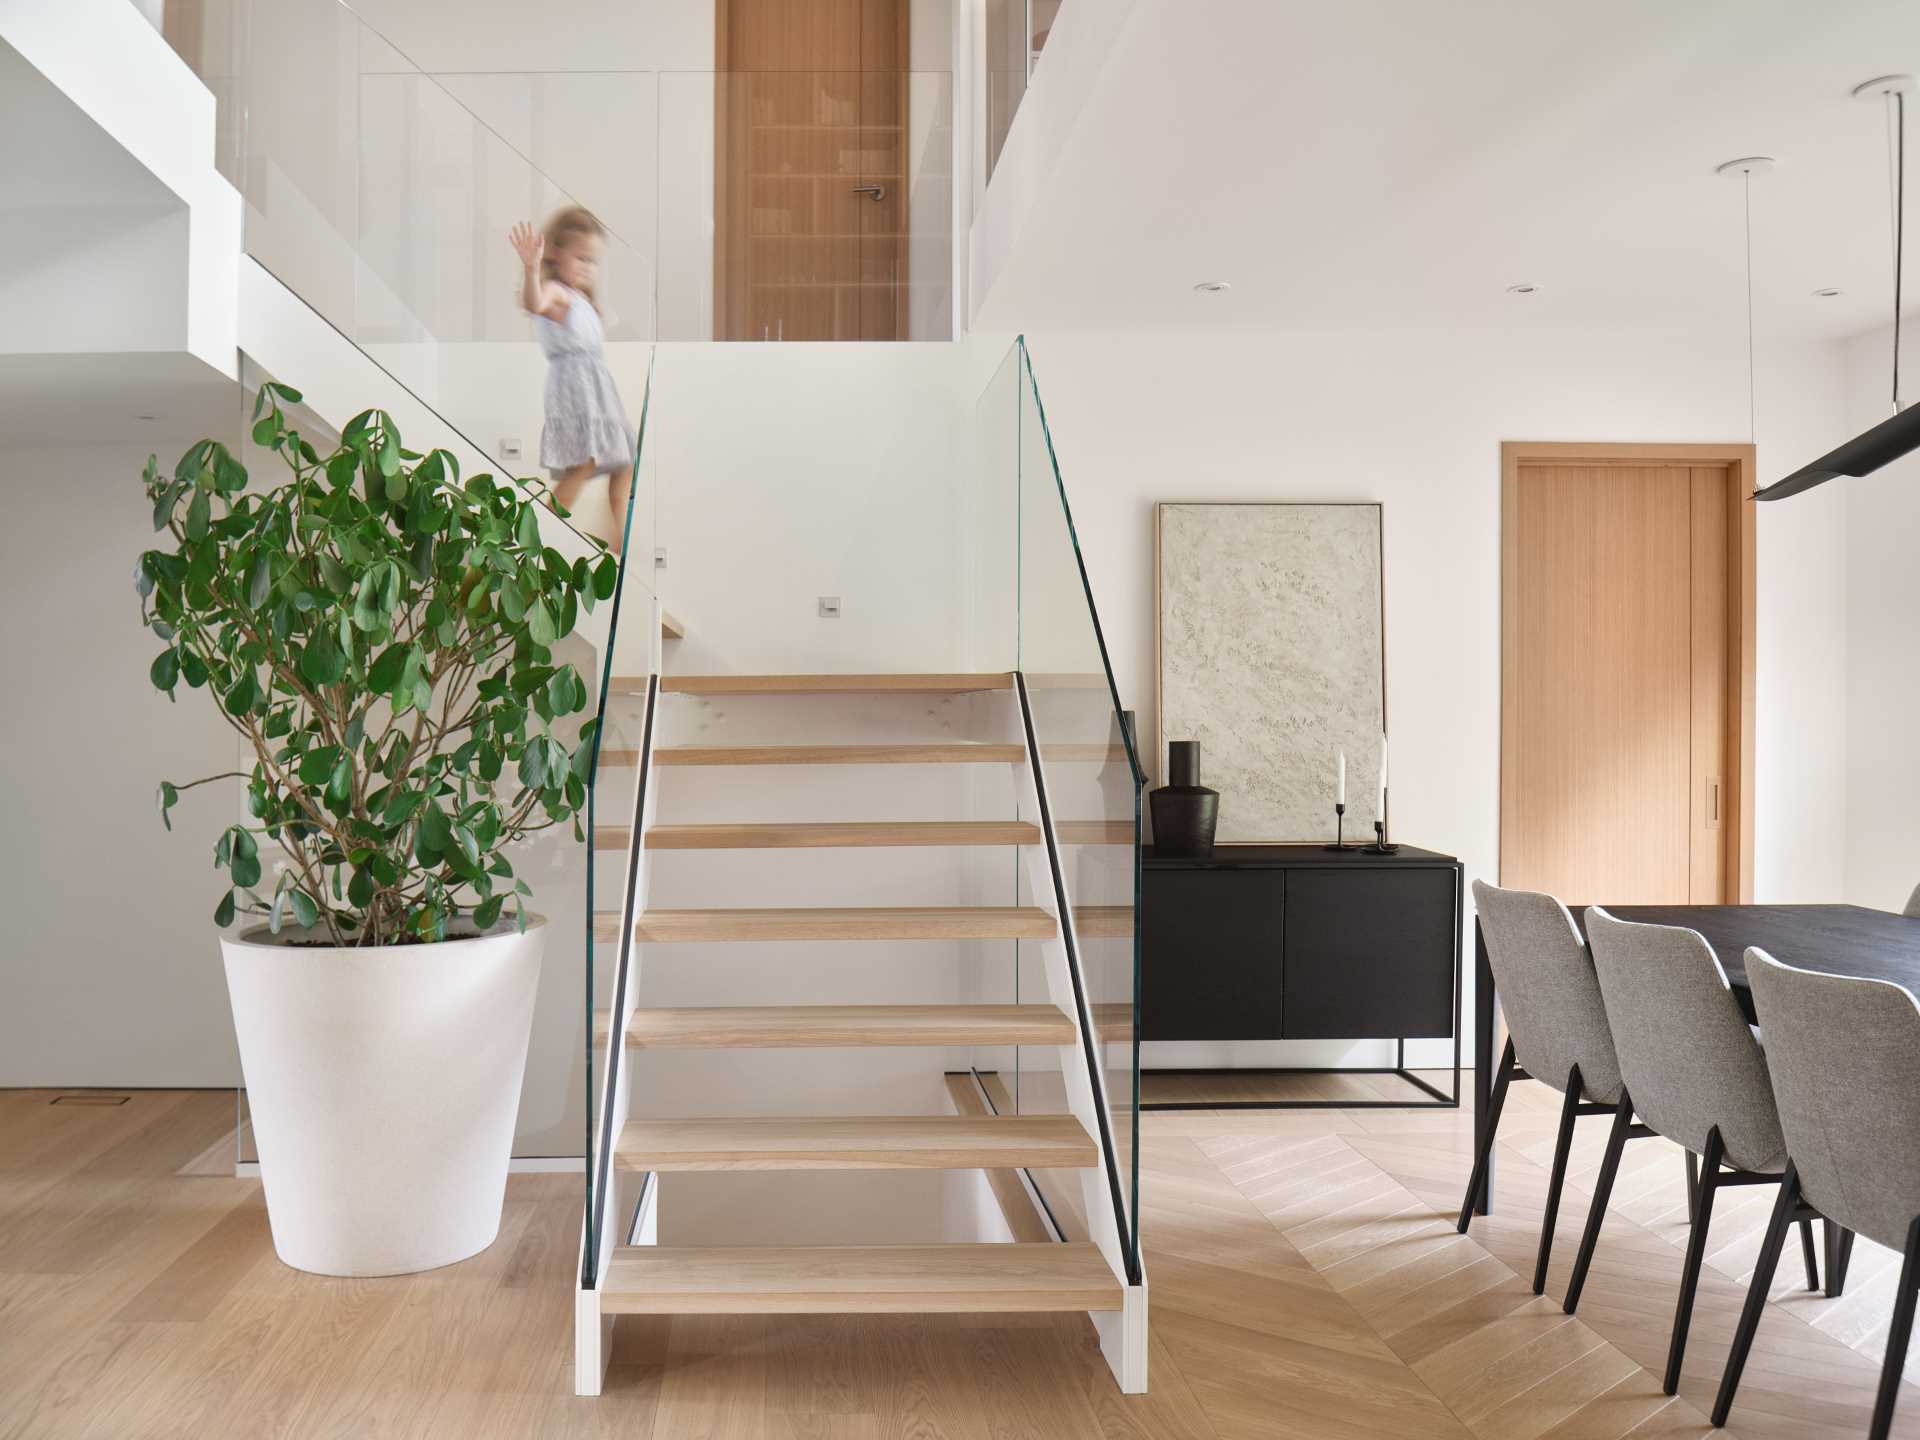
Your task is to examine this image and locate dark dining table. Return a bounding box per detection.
[1468,903,1920,1216]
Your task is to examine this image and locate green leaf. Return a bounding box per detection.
[473,895,504,930]
[224,670,257,715]
[526,599,557,647]
[231,849,262,888]
[298,745,341,784]
[518,741,548,791]
[289,888,319,928]
[149,649,180,694]
[367,643,408,695]
[316,551,350,594]
[156,781,178,831]
[300,630,346,687]
[266,381,304,405]
[214,890,236,927]
[593,555,618,600]
[246,552,273,609]
[515,504,541,551]
[185,490,211,541]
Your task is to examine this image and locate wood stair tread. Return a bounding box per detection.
[652,743,1026,766]
[599,1242,1121,1314]
[624,1004,1076,1049]
[620,673,1014,695]
[631,821,1043,849]
[614,1113,1097,1171]
[594,821,1132,849]
[595,905,1133,942]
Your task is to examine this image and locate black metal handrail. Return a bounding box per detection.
[582,670,658,1286]
[1013,671,1141,1286]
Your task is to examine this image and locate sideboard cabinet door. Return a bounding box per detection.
[1281,869,1456,1039]
[1140,869,1284,1041]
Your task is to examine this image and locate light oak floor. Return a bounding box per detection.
[3,1080,1917,1439]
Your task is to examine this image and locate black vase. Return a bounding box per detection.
[1150,740,1220,858]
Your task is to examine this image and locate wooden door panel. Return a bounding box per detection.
[717,0,907,340]
[1505,464,1694,904]
[1688,467,1730,902]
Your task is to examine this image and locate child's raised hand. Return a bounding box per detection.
[508,222,544,270]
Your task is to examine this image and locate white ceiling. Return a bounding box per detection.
[975,0,1920,343]
[0,353,237,451]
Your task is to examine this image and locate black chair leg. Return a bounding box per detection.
[1798,1218,1820,1292]
[1564,1091,1634,1315]
[1868,1215,1920,1440]
[1533,1065,1584,1294]
[1713,1164,1799,1427]
[1685,1149,1699,1219]
[1458,1037,1517,1234]
[1826,1220,1856,1299]
[1665,1129,1724,1394]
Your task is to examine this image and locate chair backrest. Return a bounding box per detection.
[1905,882,1920,918]
[1471,880,1623,1105]
[1584,907,1785,1172]
[1747,948,1920,1251]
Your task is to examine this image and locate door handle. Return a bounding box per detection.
[851,184,887,201]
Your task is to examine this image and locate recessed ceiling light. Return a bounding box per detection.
[1812,287,1844,298]
[1505,283,1541,295]
[1192,280,1231,294]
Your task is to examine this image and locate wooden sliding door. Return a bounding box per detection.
[1500,443,1756,904]
[714,0,910,340]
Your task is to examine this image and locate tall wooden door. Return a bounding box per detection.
[714,0,910,340]
[1500,446,1755,904]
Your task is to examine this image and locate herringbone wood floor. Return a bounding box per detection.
[2,1081,1915,1438]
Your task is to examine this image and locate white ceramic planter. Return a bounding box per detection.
[222,917,545,1276]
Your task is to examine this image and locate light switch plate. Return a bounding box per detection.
[817,596,842,618]
[499,437,522,460]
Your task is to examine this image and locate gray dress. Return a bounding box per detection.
[535,282,633,476]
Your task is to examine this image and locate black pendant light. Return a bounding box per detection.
[1756,74,1916,501]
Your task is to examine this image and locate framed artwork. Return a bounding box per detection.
[1154,502,1386,843]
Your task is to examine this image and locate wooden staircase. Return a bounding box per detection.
[580,672,1144,1394]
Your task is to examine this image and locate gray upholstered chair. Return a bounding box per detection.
[1574,908,1817,1396]
[1459,881,1631,1296]
[1905,882,1920,918]
[1715,949,1920,1439]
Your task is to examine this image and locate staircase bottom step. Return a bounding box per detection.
[600,1242,1121,1315]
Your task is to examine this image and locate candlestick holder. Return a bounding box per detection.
[1366,790,1400,854]
[1322,803,1358,852]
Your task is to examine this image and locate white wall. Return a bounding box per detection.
[1015,324,1853,1067]
[1841,324,1920,915]
[0,441,244,1086]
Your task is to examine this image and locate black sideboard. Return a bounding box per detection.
[1140,843,1464,1110]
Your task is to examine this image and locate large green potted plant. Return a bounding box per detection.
[139,384,616,1276]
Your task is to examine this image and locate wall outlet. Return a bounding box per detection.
[499,437,522,460]
[654,548,668,570]
[817,596,842,618]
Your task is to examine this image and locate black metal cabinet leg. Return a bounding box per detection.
[1564,1092,1635,1315]
[1534,1065,1583,1294]
[1869,1216,1920,1440]
[1713,1165,1800,1427]
[1459,1037,1516,1234]
[1665,1130,1724,1394]
[1472,920,1496,1215]
[1798,1218,1820,1293]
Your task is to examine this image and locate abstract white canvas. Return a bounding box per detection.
[1155,503,1385,843]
